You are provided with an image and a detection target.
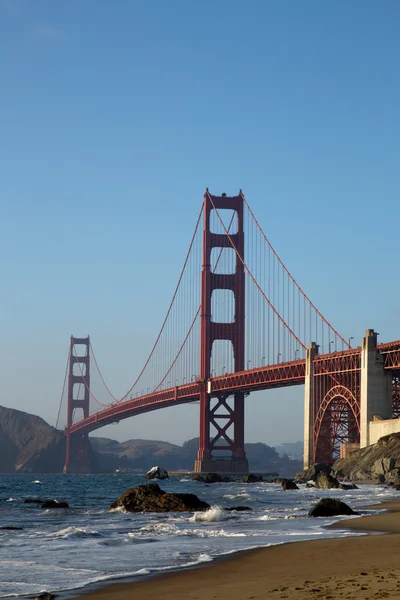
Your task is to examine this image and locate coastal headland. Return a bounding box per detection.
[71,500,400,600]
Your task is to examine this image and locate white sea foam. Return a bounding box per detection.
[139,522,177,535]
[102,535,156,546]
[190,506,225,522]
[32,480,41,484]
[109,505,126,513]
[223,493,251,500]
[47,527,102,539]
[0,561,37,568]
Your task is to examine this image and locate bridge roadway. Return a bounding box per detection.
[68,342,400,436]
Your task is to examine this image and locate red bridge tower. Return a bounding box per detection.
[194,191,248,473]
[63,336,91,473]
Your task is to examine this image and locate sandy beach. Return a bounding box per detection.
[70,499,400,600]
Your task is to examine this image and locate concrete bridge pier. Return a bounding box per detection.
[303,342,319,469]
[360,329,392,447]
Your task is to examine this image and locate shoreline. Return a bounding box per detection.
[67,498,400,600]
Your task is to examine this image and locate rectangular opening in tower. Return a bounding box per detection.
[210,339,234,377]
[210,209,238,235]
[73,382,86,401]
[73,362,87,377]
[210,247,236,274]
[72,344,88,357]
[211,289,235,323]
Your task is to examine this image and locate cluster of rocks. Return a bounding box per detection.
[109,482,357,519]
[192,472,233,483]
[191,472,264,484]
[295,464,358,490]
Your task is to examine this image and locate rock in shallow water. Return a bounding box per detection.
[281,478,299,490]
[295,463,332,484]
[242,474,263,483]
[309,498,358,517]
[192,473,232,483]
[41,500,69,509]
[314,472,340,489]
[145,466,169,480]
[110,483,210,513]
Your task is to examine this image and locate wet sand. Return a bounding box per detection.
[72,499,400,600]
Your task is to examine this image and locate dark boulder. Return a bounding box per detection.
[309,498,358,517]
[191,473,225,483]
[314,473,340,489]
[242,473,263,483]
[0,526,23,530]
[24,498,44,504]
[224,506,252,511]
[41,500,69,509]
[281,478,299,490]
[339,483,358,490]
[34,593,56,600]
[295,463,332,484]
[145,466,169,480]
[204,473,224,483]
[110,483,210,513]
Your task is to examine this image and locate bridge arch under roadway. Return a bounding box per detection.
[313,384,360,464]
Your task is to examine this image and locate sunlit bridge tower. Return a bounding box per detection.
[194,190,249,473]
[63,336,91,473]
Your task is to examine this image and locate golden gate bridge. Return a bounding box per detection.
[57,190,400,473]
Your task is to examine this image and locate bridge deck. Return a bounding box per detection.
[68,342,400,435]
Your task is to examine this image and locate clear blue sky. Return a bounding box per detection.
[1,1,399,447]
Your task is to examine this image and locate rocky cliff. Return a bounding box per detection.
[333,433,400,484]
[0,405,65,473]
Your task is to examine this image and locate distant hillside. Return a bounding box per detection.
[91,437,184,471]
[274,441,303,461]
[91,436,302,475]
[0,405,65,473]
[0,405,302,475]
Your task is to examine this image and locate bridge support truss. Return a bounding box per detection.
[304,329,398,467]
[63,336,91,473]
[194,191,248,473]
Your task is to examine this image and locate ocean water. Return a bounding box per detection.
[0,474,395,598]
